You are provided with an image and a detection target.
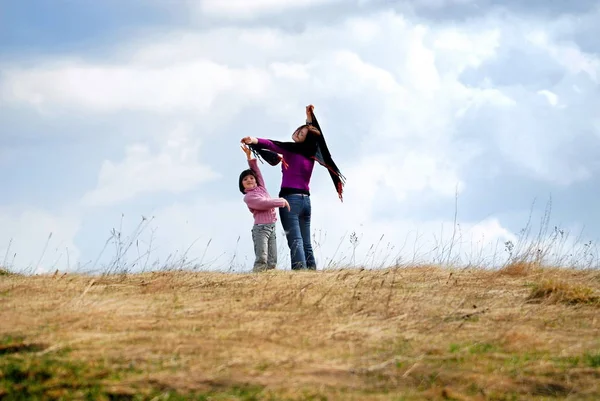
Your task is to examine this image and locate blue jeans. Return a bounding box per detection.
[279,194,316,270]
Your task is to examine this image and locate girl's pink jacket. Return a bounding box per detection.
[243,159,286,225]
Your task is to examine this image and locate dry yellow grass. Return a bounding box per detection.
[1,265,600,400]
[497,261,540,277]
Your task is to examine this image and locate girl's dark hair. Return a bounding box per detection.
[238,169,259,194]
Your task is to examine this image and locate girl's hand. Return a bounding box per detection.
[240,136,258,145]
[240,144,252,159]
[281,199,291,211]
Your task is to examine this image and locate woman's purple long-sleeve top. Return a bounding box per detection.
[256,138,315,194]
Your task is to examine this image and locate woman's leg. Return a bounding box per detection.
[299,195,316,269]
[279,195,307,270]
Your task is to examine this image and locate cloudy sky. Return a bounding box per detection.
[1,0,599,274]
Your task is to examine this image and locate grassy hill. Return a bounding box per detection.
[1,264,599,400]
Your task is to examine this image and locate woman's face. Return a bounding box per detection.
[292,126,309,143]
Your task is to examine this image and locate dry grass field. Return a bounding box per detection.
[1,263,599,400]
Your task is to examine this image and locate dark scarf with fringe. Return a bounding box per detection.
[249,110,346,201]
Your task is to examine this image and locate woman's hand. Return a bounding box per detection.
[280,198,291,211]
[305,104,314,121]
[240,136,258,145]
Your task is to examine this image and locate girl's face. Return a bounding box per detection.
[242,174,257,190]
[292,126,309,143]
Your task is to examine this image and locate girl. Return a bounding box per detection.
[240,105,345,270]
[239,144,290,272]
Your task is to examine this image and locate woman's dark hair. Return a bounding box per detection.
[238,169,259,194]
[291,124,321,151]
[292,124,321,138]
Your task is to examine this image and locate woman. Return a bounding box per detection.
[240,105,345,270]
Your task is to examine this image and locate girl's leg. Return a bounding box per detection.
[266,223,277,269]
[251,224,269,272]
[299,195,316,269]
[279,195,306,270]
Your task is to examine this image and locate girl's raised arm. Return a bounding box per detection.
[248,159,265,187]
[241,144,265,187]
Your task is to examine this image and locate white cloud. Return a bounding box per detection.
[345,151,464,202]
[537,89,560,106]
[433,27,501,74]
[414,0,474,9]
[196,0,342,19]
[333,50,403,94]
[469,218,517,245]
[82,124,219,206]
[269,62,311,80]
[526,29,599,82]
[0,208,81,274]
[344,17,382,43]
[1,60,271,115]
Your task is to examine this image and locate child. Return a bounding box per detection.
[239,144,290,272]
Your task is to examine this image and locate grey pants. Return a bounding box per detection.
[251,223,277,272]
